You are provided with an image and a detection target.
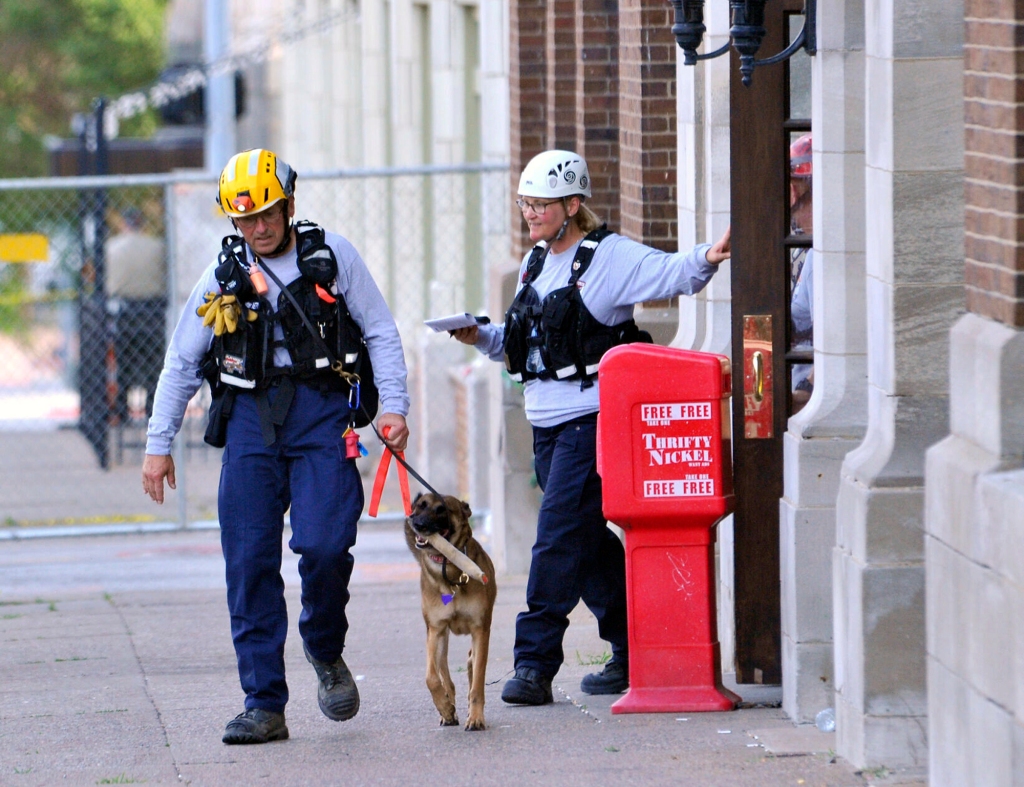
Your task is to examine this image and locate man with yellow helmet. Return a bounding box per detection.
[142,148,410,744]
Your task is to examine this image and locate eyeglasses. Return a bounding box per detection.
[233,208,284,230]
[516,198,560,216]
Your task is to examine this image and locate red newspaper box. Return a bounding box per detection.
[597,344,739,713]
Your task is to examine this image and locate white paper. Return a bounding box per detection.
[424,312,480,332]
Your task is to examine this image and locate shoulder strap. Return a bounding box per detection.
[521,242,549,286]
[259,258,342,371]
[522,226,613,287]
[567,226,612,285]
[215,234,257,303]
[294,221,338,286]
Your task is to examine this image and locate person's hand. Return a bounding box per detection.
[706,225,732,265]
[142,454,176,504]
[377,412,409,452]
[449,325,479,345]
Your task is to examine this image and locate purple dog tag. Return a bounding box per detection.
[441,594,454,605]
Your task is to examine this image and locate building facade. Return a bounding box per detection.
[503,0,1021,780]
[171,0,1022,778]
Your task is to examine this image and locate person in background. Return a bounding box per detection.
[141,148,410,744]
[105,207,166,422]
[452,150,731,705]
[788,133,814,408]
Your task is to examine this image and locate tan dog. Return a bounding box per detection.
[405,492,497,730]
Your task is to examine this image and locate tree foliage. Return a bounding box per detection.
[0,0,167,177]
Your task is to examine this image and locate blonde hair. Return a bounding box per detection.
[568,198,602,234]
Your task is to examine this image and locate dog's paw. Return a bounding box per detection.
[439,715,459,727]
[464,716,486,731]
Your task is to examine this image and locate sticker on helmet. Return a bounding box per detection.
[564,171,576,184]
[580,175,589,190]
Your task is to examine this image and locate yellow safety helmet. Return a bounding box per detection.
[216,148,297,217]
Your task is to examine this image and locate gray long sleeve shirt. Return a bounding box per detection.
[145,229,409,455]
[472,233,719,428]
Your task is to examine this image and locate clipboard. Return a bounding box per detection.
[423,313,491,333]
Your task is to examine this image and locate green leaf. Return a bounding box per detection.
[0,0,168,177]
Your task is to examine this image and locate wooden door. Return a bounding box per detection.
[729,0,813,685]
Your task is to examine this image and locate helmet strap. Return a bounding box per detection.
[535,198,580,249]
[267,220,293,257]
[551,197,582,244]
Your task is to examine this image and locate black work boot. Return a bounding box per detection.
[304,642,360,721]
[501,666,554,705]
[222,708,289,744]
[580,657,629,695]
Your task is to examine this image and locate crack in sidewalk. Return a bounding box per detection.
[105,592,188,785]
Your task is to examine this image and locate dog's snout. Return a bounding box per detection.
[407,494,454,538]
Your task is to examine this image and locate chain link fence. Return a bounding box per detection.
[0,162,509,533]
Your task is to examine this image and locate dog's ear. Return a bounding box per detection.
[461,500,472,522]
[413,491,425,505]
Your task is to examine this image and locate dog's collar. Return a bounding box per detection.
[432,545,470,588]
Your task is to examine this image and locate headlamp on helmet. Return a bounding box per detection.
[217,149,297,218]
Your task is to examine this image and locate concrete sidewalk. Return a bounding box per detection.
[0,528,882,787]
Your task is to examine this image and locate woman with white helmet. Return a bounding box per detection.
[453,150,731,705]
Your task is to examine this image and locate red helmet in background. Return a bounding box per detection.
[790,134,812,178]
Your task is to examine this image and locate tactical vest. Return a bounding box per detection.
[200,221,378,444]
[502,227,649,389]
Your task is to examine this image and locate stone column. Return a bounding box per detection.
[490,0,547,573]
[509,0,545,261]
[779,0,867,723]
[925,1,1024,782]
[428,0,459,165]
[387,0,426,168]
[478,0,511,562]
[671,1,733,667]
[479,0,509,171]
[617,0,677,248]
[833,0,964,769]
[361,0,389,167]
[673,0,731,355]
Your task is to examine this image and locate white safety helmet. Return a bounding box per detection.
[518,150,592,200]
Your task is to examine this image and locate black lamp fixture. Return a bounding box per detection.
[670,0,816,86]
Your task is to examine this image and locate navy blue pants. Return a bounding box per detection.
[218,384,363,714]
[514,413,629,678]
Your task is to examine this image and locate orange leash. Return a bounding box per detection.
[368,426,412,517]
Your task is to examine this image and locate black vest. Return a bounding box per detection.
[502,228,649,389]
[199,222,378,445]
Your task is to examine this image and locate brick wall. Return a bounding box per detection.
[617,0,678,250]
[509,0,678,251]
[510,0,546,260]
[964,0,1024,327]
[576,0,620,231]
[546,0,577,150]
